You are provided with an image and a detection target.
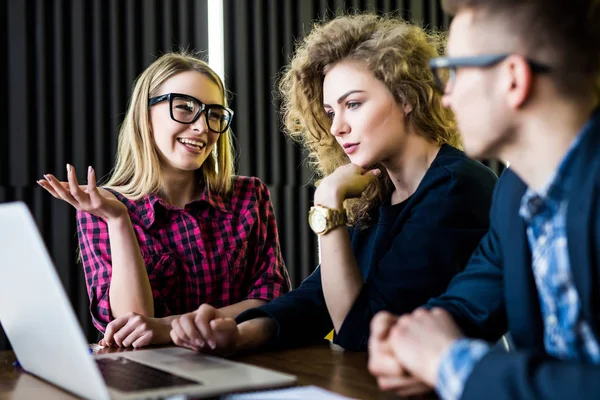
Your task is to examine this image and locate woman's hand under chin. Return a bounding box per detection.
[314,163,381,208]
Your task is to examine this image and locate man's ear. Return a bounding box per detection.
[403,103,413,114]
[504,55,533,109]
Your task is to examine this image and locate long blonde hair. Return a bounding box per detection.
[279,14,459,227]
[104,51,235,199]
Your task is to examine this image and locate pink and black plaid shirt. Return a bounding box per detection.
[76,176,291,333]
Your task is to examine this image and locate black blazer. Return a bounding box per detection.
[429,110,600,400]
[237,145,497,351]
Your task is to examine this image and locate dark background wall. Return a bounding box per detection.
[1,0,499,350]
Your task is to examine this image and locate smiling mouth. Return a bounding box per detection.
[177,138,206,151]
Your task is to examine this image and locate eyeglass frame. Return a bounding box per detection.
[428,54,551,94]
[148,92,234,133]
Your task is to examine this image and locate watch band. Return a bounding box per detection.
[309,204,348,235]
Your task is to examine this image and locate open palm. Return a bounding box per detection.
[38,164,127,221]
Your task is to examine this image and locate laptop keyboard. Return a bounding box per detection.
[96,357,201,393]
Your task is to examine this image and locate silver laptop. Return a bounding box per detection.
[0,202,296,400]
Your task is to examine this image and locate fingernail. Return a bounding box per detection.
[66,164,71,173]
[44,174,51,181]
[36,180,43,186]
[209,340,216,349]
[88,166,93,174]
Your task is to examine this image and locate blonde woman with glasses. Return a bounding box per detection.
[38,52,291,349]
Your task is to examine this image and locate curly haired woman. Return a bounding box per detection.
[170,13,497,354]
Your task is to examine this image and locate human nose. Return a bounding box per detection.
[190,109,209,133]
[330,114,350,137]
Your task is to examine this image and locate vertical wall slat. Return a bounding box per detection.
[7,0,28,187]
[72,0,87,176]
[143,0,158,67]
[268,0,284,186]
[0,1,8,187]
[178,0,190,47]
[253,1,269,182]
[93,0,109,177]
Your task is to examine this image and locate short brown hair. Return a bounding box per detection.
[279,14,459,227]
[442,0,600,98]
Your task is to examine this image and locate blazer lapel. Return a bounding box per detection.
[566,115,600,336]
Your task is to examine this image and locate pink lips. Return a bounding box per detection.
[343,143,359,155]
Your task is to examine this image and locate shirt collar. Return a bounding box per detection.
[519,119,588,221]
[140,185,232,229]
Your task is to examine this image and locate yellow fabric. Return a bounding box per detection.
[325,329,334,341]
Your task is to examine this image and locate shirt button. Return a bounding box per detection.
[546,314,558,326]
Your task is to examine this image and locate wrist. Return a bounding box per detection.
[153,316,176,344]
[105,212,131,228]
[314,185,344,209]
[236,317,275,352]
[427,339,458,386]
[158,315,179,326]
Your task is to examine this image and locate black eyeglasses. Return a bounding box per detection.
[148,92,234,133]
[429,54,551,94]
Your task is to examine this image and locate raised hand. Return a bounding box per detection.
[170,304,239,356]
[38,164,127,221]
[314,163,381,208]
[100,312,172,348]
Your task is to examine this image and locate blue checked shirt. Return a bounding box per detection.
[436,133,600,400]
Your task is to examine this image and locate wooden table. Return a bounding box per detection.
[0,343,407,399]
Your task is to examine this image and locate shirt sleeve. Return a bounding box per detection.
[236,266,333,348]
[76,210,113,333]
[244,179,291,301]
[436,338,491,400]
[334,164,497,350]
[426,172,512,342]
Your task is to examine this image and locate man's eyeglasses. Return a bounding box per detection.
[148,93,234,134]
[429,54,551,94]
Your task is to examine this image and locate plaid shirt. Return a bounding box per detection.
[77,176,291,333]
[437,132,600,400]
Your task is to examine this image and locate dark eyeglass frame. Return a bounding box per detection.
[429,54,551,94]
[148,92,234,133]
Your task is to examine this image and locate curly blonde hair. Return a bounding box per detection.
[279,13,460,227]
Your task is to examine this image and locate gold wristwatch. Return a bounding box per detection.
[308,205,348,235]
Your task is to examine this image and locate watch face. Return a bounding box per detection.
[309,209,327,233]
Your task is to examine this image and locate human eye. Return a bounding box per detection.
[208,109,225,121]
[174,100,195,114]
[324,109,335,119]
[346,101,361,110]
